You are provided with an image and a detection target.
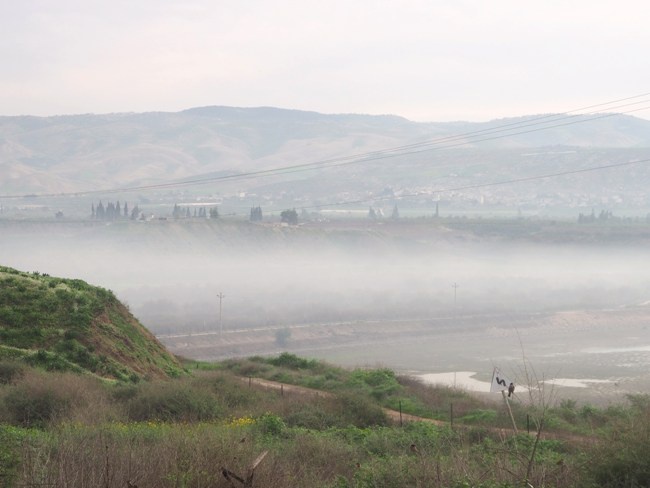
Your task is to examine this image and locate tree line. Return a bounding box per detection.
[91,201,141,220]
[172,204,219,219]
[91,202,221,221]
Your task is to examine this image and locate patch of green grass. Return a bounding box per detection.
[460,409,498,424]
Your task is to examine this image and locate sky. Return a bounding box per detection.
[2,0,650,122]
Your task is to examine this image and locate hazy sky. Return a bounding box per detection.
[2,0,650,121]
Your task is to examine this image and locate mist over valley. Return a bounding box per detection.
[2,215,649,403]
[6,6,650,484]
[2,106,650,402]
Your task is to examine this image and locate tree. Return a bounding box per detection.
[96,201,105,220]
[391,204,399,220]
[250,206,263,222]
[275,328,291,347]
[368,206,377,220]
[209,207,219,219]
[106,202,116,220]
[280,209,298,225]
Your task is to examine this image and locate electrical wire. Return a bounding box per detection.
[289,158,650,211]
[1,93,649,200]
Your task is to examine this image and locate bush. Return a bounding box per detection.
[208,373,260,408]
[352,455,420,487]
[3,378,71,427]
[0,360,26,384]
[125,381,221,422]
[0,425,29,486]
[335,392,389,428]
[590,406,650,487]
[110,383,139,402]
[222,357,271,377]
[348,368,401,400]
[286,405,335,430]
[460,409,498,424]
[256,413,286,436]
[268,352,319,371]
[1,371,115,427]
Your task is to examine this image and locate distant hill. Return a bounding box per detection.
[2,106,650,196]
[0,266,182,380]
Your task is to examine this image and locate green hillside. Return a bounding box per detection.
[0,266,181,381]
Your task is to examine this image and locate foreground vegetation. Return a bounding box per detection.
[1,354,649,487]
[1,264,648,486]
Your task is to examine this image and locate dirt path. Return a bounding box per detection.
[244,377,448,426]
[241,376,594,444]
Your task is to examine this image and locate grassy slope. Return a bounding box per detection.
[0,265,181,380]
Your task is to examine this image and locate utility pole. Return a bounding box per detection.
[217,292,225,338]
[452,282,458,307]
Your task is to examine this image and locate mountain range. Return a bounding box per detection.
[2,107,650,215]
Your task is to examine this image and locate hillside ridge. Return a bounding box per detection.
[0,265,181,380]
[2,106,650,197]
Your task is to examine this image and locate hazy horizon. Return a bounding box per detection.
[3,104,650,126]
[3,1,650,122]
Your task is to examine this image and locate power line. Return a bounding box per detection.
[1,93,649,200]
[285,157,650,212]
[4,101,650,199]
[308,95,650,160]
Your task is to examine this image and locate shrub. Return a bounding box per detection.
[222,357,271,377]
[285,401,340,430]
[125,381,221,422]
[2,371,115,427]
[268,352,319,370]
[460,409,498,424]
[186,371,261,410]
[255,413,286,436]
[352,455,420,487]
[110,383,139,402]
[3,377,71,427]
[275,328,291,347]
[626,393,650,411]
[348,368,401,400]
[590,405,650,487]
[0,425,29,486]
[0,360,26,384]
[335,392,389,428]
[209,374,260,408]
[279,433,360,486]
